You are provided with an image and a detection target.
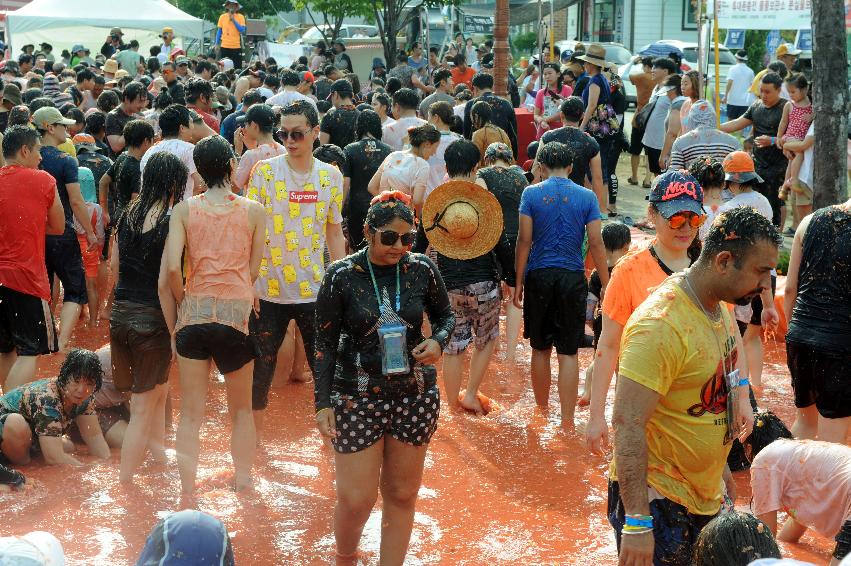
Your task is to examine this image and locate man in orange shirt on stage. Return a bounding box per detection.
[217,0,246,69]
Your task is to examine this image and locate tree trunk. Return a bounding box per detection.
[811,0,850,208]
[493,0,510,98]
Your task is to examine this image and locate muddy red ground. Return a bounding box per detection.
[4,321,835,565]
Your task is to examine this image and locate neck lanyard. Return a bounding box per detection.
[367,257,401,314]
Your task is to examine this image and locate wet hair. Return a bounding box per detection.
[153,90,173,111]
[785,72,808,92]
[23,88,45,106]
[602,222,632,252]
[122,81,147,102]
[395,51,408,64]
[428,100,455,126]
[123,119,154,149]
[195,61,215,77]
[692,512,781,566]
[62,106,84,126]
[97,90,120,113]
[432,68,452,88]
[147,57,161,74]
[280,99,319,128]
[761,72,783,90]
[471,73,494,91]
[700,206,782,269]
[29,97,55,113]
[640,56,654,68]
[471,100,492,129]
[445,139,481,177]
[57,348,103,392]
[373,92,391,112]
[742,410,792,460]
[120,152,187,250]
[280,69,299,87]
[159,104,191,138]
[407,123,440,148]
[527,140,539,160]
[76,69,95,83]
[688,156,725,191]
[651,57,678,75]
[193,135,235,188]
[483,142,513,165]
[356,103,371,113]
[538,141,574,170]
[185,77,213,105]
[355,109,382,140]
[313,143,347,170]
[560,96,585,122]
[365,191,415,229]
[767,62,787,79]
[392,88,420,111]
[84,111,106,136]
[385,76,402,95]
[663,74,682,97]
[2,125,40,159]
[316,100,332,114]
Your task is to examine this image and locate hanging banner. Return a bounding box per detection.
[724,29,746,49]
[716,0,811,30]
[795,29,812,50]
[765,29,782,54]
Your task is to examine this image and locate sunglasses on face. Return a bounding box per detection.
[667,212,707,230]
[277,128,310,142]
[374,228,416,247]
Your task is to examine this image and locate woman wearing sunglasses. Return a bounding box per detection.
[367,123,440,212]
[584,170,705,456]
[314,190,455,565]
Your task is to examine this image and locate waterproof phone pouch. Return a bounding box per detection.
[725,368,740,441]
[378,322,410,376]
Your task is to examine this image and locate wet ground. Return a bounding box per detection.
[4,308,835,565]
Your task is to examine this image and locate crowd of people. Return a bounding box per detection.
[0,3,848,563]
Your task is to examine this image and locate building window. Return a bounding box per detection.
[682,0,699,29]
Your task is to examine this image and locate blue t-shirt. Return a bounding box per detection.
[581,73,611,108]
[519,176,599,272]
[40,145,79,235]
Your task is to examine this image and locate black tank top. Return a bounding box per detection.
[787,205,851,352]
[114,216,170,308]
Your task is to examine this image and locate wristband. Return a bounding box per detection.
[771,137,776,144]
[737,377,750,387]
[624,515,653,529]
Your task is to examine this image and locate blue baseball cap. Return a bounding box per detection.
[136,510,234,566]
[647,170,704,218]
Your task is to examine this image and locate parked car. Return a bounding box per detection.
[295,24,379,45]
[619,39,737,107]
[554,40,633,67]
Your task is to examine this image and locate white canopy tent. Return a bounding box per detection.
[4,0,206,58]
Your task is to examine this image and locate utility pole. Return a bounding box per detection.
[811,0,850,208]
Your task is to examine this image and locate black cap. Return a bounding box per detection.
[481,53,494,69]
[327,78,354,99]
[239,103,277,130]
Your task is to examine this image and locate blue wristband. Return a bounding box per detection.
[737,377,750,387]
[624,516,653,529]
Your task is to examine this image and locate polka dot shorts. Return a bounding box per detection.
[330,385,440,453]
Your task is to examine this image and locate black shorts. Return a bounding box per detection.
[45,232,88,305]
[726,104,748,121]
[249,300,317,410]
[331,384,440,453]
[835,520,851,561]
[176,322,257,374]
[754,173,784,226]
[746,275,777,327]
[110,301,172,393]
[0,286,58,356]
[628,125,645,156]
[644,145,663,175]
[787,340,851,419]
[523,268,587,355]
[219,47,242,70]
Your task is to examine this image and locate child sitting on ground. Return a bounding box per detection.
[579,222,631,406]
[746,412,851,566]
[73,166,105,327]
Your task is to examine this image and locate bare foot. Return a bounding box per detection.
[459,394,484,416]
[577,393,590,407]
[288,374,309,383]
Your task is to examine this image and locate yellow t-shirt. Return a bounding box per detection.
[609,278,739,516]
[218,12,246,49]
[245,155,343,304]
[749,68,768,97]
[57,140,77,159]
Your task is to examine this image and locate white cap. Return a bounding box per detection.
[218,58,234,71]
[0,532,65,566]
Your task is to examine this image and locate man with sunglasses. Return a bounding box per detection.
[245,100,347,447]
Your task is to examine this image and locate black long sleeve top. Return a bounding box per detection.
[313,249,455,410]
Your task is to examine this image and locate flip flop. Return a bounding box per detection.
[642,181,652,189]
[623,216,634,226]
[0,463,24,489]
[627,177,638,185]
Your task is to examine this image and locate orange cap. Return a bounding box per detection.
[723,151,764,183]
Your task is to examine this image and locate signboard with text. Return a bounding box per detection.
[717,0,811,30]
[724,29,746,49]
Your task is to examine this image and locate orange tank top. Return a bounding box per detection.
[176,194,254,334]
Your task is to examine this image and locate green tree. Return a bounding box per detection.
[292,0,373,45]
[169,0,292,21]
[369,0,462,65]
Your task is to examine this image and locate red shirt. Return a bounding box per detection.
[451,67,476,89]
[0,165,56,300]
[189,105,221,132]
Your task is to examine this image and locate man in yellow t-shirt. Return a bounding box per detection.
[217,0,246,70]
[609,206,781,566]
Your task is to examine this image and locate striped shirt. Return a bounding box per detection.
[667,129,741,171]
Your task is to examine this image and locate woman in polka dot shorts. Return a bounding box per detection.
[313,191,455,565]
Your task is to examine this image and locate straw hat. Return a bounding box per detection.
[103,59,119,75]
[576,43,610,68]
[422,180,503,260]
